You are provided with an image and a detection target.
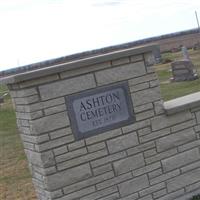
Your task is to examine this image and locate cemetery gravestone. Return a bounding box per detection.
[171,60,198,81]
[181,46,190,60]
[171,46,198,81]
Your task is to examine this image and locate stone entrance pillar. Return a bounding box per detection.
[0,45,165,200]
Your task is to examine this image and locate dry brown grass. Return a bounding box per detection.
[0,85,37,199]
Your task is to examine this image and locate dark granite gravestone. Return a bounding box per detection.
[171,60,198,81]
[171,46,198,82]
[0,96,4,106]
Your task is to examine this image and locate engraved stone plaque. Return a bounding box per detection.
[66,82,135,140]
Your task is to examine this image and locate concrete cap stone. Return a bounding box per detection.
[0,44,157,85]
[164,91,200,115]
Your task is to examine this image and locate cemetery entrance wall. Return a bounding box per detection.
[1,45,200,200]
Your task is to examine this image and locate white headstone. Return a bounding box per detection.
[181,46,190,60]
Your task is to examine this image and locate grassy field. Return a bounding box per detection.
[0,49,200,199]
[0,85,36,200]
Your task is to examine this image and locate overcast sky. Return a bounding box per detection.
[0,0,200,71]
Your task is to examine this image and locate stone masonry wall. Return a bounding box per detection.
[2,45,200,200]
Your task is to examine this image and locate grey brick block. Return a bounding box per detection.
[113,153,145,175]
[128,73,157,86]
[140,128,170,143]
[18,126,31,136]
[162,148,200,172]
[21,134,49,144]
[138,127,151,136]
[130,82,150,93]
[98,192,120,200]
[127,141,155,156]
[122,119,150,134]
[136,109,154,121]
[131,87,161,107]
[119,193,139,200]
[153,189,167,199]
[178,140,200,152]
[68,140,85,151]
[42,97,65,109]
[60,186,95,200]
[30,111,44,120]
[144,149,157,158]
[144,52,155,66]
[138,195,153,200]
[14,95,39,105]
[30,112,69,135]
[19,74,59,88]
[25,150,55,168]
[91,151,127,168]
[23,141,35,150]
[132,162,161,177]
[20,97,65,113]
[154,101,165,115]
[185,181,200,192]
[167,167,200,192]
[130,54,143,62]
[33,170,45,181]
[93,163,113,176]
[44,104,66,116]
[96,172,132,190]
[171,119,196,133]
[80,186,118,200]
[148,168,163,179]
[134,103,153,114]
[150,169,180,185]
[156,128,196,152]
[146,148,177,164]
[194,125,200,133]
[139,182,165,197]
[63,171,114,194]
[112,57,130,66]
[31,165,56,178]
[60,61,111,79]
[181,160,200,173]
[53,146,68,156]
[10,88,37,98]
[16,119,29,127]
[57,148,108,170]
[87,142,106,153]
[44,189,63,199]
[39,74,96,100]
[16,103,41,113]
[35,135,74,152]
[32,177,45,190]
[118,174,149,197]
[44,163,92,191]
[56,147,87,163]
[16,111,43,120]
[107,132,139,154]
[151,111,192,131]
[86,128,122,145]
[49,127,72,140]
[16,112,31,120]
[196,111,200,124]
[95,61,146,85]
